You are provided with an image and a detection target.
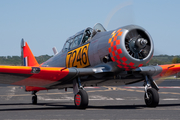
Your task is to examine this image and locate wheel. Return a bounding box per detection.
[32,95,37,104]
[144,88,159,107]
[74,89,89,109]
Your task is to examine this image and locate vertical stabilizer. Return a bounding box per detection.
[21,39,39,66]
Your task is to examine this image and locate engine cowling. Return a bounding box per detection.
[108,25,154,70]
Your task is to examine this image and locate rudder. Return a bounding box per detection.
[21,39,39,66]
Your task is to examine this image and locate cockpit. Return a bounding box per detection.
[62,23,106,52]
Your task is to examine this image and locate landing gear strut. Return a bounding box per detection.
[144,75,159,107]
[73,77,89,109]
[32,91,37,104]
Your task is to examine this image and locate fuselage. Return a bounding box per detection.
[42,30,113,68]
[41,24,154,87]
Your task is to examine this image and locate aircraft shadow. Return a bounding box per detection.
[0,102,180,111]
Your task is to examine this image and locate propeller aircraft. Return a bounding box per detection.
[0,23,180,109]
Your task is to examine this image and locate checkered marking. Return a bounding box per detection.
[108,29,143,71]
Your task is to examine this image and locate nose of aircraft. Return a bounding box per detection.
[108,25,154,71]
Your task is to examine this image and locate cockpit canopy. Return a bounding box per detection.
[62,23,106,52]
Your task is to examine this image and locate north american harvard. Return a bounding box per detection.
[0,23,180,109]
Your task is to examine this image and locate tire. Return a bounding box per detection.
[74,89,89,109]
[144,88,159,107]
[32,95,37,104]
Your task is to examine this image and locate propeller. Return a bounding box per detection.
[104,1,134,30]
[125,29,151,59]
[103,1,152,60]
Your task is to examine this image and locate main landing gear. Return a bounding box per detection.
[73,77,89,109]
[144,75,159,107]
[32,91,37,104]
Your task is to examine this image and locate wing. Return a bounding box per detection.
[134,64,180,79]
[0,63,180,91]
[0,65,108,91]
[0,66,69,90]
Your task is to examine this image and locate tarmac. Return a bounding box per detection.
[0,79,180,120]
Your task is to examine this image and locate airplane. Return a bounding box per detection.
[0,23,180,109]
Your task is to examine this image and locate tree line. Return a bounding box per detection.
[0,55,52,66]
[0,54,180,66]
[148,55,180,65]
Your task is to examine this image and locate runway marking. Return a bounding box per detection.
[125,86,180,89]
[37,97,180,101]
[5,87,16,100]
[135,90,144,93]
[115,98,124,100]
[38,95,115,101]
[105,86,180,95]
[84,87,100,88]
[0,91,73,97]
[0,86,180,99]
[89,95,114,100]
[38,96,74,101]
[0,86,111,97]
[32,97,180,101]
[1,91,180,101]
[162,98,180,100]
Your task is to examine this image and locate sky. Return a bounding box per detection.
[0,0,180,56]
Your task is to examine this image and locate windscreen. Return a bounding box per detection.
[93,23,106,32]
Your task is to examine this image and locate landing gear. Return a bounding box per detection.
[32,95,37,104]
[144,75,159,107]
[144,88,159,107]
[32,91,37,104]
[73,77,89,109]
[74,89,89,109]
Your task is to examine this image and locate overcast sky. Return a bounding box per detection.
[0,0,180,56]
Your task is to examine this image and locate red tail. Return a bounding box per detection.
[21,39,39,66]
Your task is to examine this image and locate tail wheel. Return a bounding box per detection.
[144,88,159,107]
[74,89,89,109]
[32,95,37,104]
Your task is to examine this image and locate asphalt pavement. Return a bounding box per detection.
[0,79,180,120]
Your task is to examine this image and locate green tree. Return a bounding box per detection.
[172,57,178,63]
[172,57,180,63]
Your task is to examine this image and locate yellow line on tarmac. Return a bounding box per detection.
[135,90,144,93]
[167,92,180,95]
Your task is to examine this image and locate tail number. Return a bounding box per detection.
[66,44,90,68]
